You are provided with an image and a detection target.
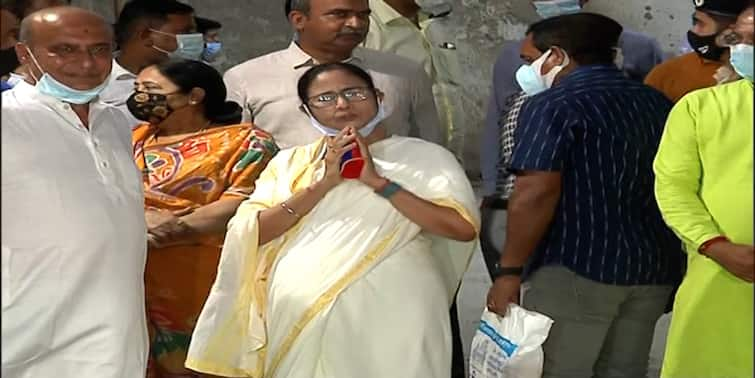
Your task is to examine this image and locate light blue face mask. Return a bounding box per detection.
[515,49,570,96]
[305,102,388,137]
[26,47,109,104]
[729,43,754,81]
[150,29,205,61]
[533,0,582,19]
[515,63,546,96]
[202,41,223,61]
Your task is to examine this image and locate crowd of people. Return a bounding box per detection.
[0,0,752,377]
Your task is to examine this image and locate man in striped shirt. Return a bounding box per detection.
[486,13,684,377]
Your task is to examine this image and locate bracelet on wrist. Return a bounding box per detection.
[699,236,729,255]
[492,262,524,279]
[280,201,301,219]
[375,180,402,199]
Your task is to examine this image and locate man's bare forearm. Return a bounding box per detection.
[499,172,562,267]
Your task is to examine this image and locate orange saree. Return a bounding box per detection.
[132,123,278,377]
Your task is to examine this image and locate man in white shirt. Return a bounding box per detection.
[1,7,148,377]
[364,0,466,162]
[225,0,442,149]
[99,0,200,128]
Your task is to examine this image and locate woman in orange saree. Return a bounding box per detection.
[127,60,278,378]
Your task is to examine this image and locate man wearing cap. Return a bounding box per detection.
[644,0,748,103]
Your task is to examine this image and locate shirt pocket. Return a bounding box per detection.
[429,45,462,87]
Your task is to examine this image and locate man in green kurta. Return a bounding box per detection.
[653,5,754,378]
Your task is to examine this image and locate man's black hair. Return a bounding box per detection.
[115,0,194,46]
[196,16,221,34]
[527,12,623,66]
[286,0,310,18]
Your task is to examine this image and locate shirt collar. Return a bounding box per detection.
[557,64,623,86]
[111,58,137,81]
[12,79,108,111]
[13,80,59,108]
[370,0,431,26]
[370,0,406,25]
[288,41,364,70]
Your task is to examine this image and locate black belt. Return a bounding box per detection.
[482,197,509,210]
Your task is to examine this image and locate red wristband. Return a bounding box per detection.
[699,236,729,254]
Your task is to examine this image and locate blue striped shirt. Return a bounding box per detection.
[510,65,683,286]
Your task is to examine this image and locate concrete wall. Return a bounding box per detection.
[73,0,695,174]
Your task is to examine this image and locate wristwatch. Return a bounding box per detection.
[492,262,524,279]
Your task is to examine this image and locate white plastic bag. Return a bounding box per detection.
[469,305,554,378]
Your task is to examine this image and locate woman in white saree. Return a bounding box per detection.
[185,63,480,378]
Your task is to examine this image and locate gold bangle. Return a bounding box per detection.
[280,202,301,219]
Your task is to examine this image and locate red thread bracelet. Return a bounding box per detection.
[699,236,729,254]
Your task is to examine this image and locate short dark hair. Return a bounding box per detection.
[286,0,310,17]
[526,13,623,66]
[115,0,194,46]
[297,62,377,104]
[195,16,221,34]
[155,59,242,125]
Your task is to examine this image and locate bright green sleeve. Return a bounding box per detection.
[653,96,722,252]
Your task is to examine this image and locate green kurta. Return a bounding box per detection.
[654,79,754,378]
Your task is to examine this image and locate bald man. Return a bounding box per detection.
[1,7,148,378]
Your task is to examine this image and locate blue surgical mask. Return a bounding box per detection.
[305,102,388,137]
[729,44,754,81]
[202,41,223,61]
[150,29,205,61]
[25,47,109,104]
[515,48,571,96]
[533,0,582,19]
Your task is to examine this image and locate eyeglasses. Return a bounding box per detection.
[307,87,373,108]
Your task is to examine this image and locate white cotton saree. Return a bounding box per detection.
[185,136,480,378]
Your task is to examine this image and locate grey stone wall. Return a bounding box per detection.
[73,0,695,174]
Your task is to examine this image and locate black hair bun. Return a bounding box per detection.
[210,101,243,125]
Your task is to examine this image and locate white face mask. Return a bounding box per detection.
[515,48,571,96]
[25,46,109,104]
[304,101,388,137]
[150,29,205,61]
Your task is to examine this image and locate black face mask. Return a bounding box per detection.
[126,91,174,122]
[0,47,20,77]
[687,30,726,61]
